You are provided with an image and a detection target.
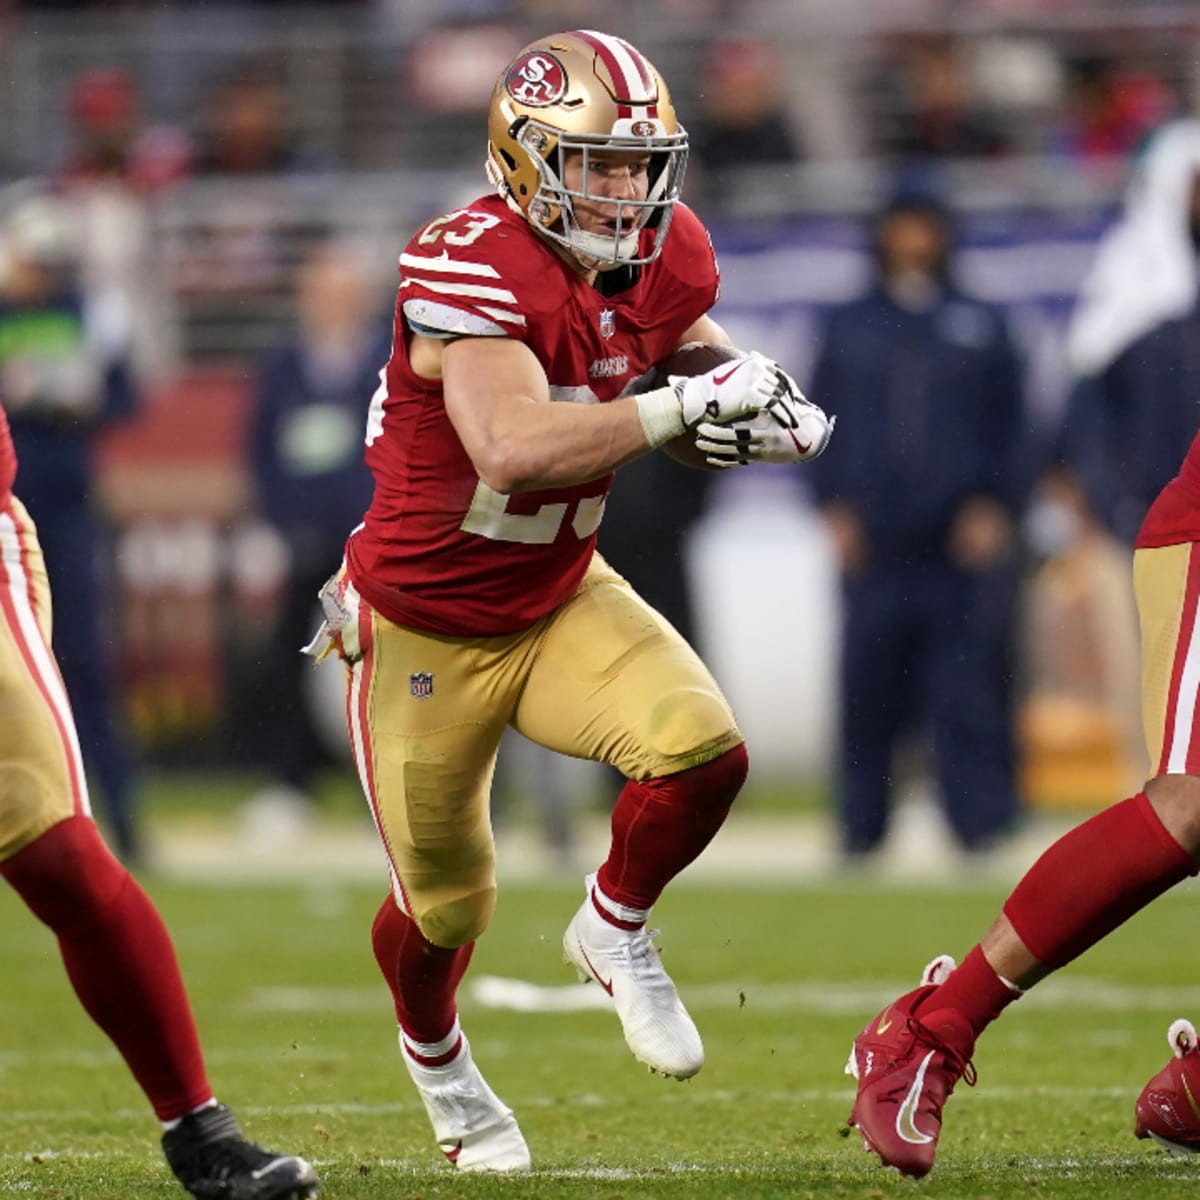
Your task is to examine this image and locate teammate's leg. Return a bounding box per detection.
[932,543,1200,1025]
[0,496,317,1198]
[847,540,1200,1175]
[2,819,211,1117]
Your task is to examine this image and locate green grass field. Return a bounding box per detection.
[4,863,1200,1199]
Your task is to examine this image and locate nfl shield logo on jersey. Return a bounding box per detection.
[410,672,434,699]
[599,308,616,339]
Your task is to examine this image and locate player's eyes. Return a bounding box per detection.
[589,161,650,177]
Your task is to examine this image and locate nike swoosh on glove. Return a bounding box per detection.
[670,350,778,428]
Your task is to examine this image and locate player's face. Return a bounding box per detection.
[562,149,652,239]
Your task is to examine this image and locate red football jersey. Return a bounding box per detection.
[1136,429,1200,549]
[346,195,719,636]
[0,404,16,503]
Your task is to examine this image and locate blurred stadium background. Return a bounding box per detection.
[1,0,1195,866]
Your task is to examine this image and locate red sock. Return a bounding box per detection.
[1004,793,1196,970]
[371,896,473,1046]
[1,817,211,1121]
[598,743,748,911]
[916,945,1021,1049]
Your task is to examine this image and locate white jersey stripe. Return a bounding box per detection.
[0,511,91,816]
[398,253,501,279]
[404,278,520,304]
[476,305,528,327]
[580,29,654,102]
[1167,579,1200,773]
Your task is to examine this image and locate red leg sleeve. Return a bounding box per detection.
[1004,793,1196,970]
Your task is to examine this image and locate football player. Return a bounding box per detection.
[846,426,1200,1175]
[0,398,317,1197]
[306,29,831,1170]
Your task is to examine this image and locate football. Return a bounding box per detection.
[646,341,741,471]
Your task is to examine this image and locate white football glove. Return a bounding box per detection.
[670,350,778,428]
[694,368,835,468]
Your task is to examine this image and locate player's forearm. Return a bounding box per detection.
[477,394,655,492]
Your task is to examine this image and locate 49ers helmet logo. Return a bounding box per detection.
[506,52,567,107]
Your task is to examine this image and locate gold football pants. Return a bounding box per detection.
[1136,541,1200,777]
[0,496,92,861]
[340,553,742,947]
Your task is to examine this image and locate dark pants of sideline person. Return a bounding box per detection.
[837,562,1019,856]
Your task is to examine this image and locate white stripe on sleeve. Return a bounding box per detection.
[399,253,502,278]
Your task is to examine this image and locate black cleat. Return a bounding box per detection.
[162,1103,319,1200]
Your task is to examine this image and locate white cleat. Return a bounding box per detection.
[400,1032,530,1172]
[562,873,704,1080]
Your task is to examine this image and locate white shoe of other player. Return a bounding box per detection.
[400,1026,530,1172]
[562,873,704,1080]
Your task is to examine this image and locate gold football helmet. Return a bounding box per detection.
[485,30,688,267]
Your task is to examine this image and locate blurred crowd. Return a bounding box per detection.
[2,1,1199,863]
[0,4,1188,365]
[1,3,1195,181]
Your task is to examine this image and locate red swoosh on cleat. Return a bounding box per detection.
[578,945,613,995]
[712,360,747,386]
[787,430,812,455]
[444,1140,463,1163]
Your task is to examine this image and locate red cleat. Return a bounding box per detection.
[846,955,977,1178]
[1135,1019,1200,1153]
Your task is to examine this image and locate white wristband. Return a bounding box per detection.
[635,385,686,448]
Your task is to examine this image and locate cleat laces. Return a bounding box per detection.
[875,1014,978,1107]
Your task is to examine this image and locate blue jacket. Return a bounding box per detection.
[249,328,387,565]
[1060,300,1200,544]
[807,283,1026,567]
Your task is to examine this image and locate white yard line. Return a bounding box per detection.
[0,1084,1160,1127]
[234,976,1200,1017]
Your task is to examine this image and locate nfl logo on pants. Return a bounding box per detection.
[410,672,434,699]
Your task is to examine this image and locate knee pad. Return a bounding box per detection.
[411,884,496,949]
[644,686,740,764]
[0,762,74,861]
